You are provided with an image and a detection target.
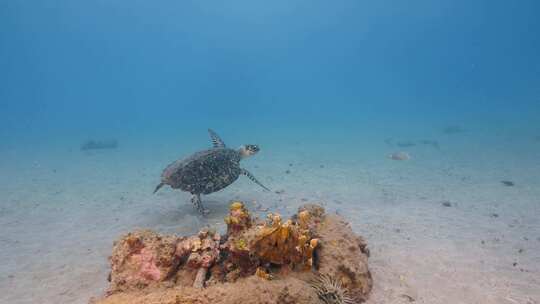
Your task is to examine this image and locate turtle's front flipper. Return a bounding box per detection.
[153,182,165,194]
[241,169,271,192]
[190,194,209,215]
[208,129,226,148]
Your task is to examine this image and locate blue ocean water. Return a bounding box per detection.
[1,1,540,303]
[2,1,539,147]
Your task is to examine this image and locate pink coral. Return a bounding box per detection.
[130,247,161,281]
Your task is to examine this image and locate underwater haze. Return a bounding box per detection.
[1,1,540,303]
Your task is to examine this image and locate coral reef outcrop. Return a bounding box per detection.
[91,202,372,304]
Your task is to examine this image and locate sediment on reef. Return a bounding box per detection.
[90,203,372,304]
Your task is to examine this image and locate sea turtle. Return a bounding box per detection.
[153,129,270,214]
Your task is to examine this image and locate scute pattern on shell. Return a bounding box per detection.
[161,148,242,194]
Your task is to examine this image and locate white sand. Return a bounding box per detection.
[1,133,539,304]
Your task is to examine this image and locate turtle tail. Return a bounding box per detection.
[153,182,165,194]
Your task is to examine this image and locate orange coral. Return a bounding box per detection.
[255,267,273,280]
[224,201,251,236]
[249,212,317,268]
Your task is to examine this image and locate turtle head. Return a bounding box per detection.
[238,144,260,159]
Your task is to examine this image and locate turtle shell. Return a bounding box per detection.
[161,148,242,195]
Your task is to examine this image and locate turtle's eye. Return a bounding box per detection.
[247,145,259,152]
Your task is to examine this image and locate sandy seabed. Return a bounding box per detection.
[1,133,539,304]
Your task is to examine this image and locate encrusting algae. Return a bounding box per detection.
[90,202,373,304]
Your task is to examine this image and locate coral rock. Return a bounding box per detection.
[108,230,179,293]
[316,215,373,302]
[93,202,373,304]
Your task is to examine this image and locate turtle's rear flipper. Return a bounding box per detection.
[153,182,165,194]
[191,194,209,215]
[241,169,271,192]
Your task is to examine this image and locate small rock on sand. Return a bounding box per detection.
[501,180,514,186]
[388,152,410,161]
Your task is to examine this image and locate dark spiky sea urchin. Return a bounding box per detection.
[310,274,356,304]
